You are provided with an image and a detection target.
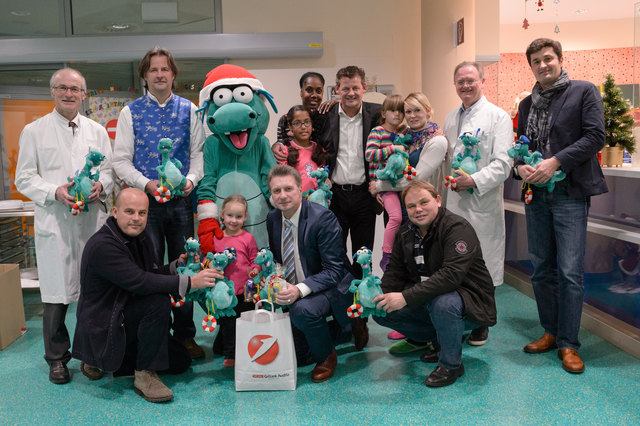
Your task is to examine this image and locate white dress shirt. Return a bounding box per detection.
[112,92,205,190]
[332,103,366,185]
[282,205,312,298]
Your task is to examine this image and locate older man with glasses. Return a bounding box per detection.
[443,61,512,347]
[15,67,113,384]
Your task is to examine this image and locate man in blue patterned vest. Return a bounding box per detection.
[113,47,205,359]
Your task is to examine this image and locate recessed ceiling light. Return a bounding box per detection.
[10,10,31,17]
[574,9,588,14]
[111,24,130,30]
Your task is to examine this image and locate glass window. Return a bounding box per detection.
[0,0,64,37]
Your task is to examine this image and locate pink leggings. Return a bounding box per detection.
[381,191,402,253]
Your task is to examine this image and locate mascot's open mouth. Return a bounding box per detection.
[225,128,251,150]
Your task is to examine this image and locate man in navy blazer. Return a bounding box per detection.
[266,165,354,383]
[515,38,608,374]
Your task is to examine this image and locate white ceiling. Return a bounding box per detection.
[500,0,639,25]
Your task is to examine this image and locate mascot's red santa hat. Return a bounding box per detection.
[198,64,266,109]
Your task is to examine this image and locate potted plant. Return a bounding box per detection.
[601,74,636,167]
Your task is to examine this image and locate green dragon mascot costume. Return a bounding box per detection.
[196,64,277,253]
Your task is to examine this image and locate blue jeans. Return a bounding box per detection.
[374,291,469,370]
[146,193,196,340]
[525,187,589,350]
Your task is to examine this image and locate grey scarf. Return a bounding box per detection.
[526,70,570,157]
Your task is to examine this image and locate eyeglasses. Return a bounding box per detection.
[454,79,479,87]
[52,85,84,94]
[290,119,312,128]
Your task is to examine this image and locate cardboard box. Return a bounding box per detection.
[0,264,26,350]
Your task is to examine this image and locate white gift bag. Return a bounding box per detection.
[235,301,297,391]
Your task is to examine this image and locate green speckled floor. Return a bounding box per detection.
[1,285,639,425]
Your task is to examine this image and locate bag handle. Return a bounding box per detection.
[254,298,276,312]
[252,299,276,323]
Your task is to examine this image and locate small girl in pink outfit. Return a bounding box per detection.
[280,105,328,193]
[211,194,259,367]
[365,94,408,271]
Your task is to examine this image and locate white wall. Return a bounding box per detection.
[221,0,422,141]
[421,0,476,125]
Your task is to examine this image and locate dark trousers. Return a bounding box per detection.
[213,296,256,358]
[330,186,376,279]
[289,291,337,363]
[114,293,191,375]
[43,303,72,365]
[146,193,196,341]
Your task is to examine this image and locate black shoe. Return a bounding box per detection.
[49,361,70,384]
[468,326,489,346]
[420,346,439,363]
[424,364,465,387]
[297,352,315,367]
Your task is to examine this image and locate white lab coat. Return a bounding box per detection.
[14,110,113,304]
[443,96,512,286]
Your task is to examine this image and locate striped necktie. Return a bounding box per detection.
[69,121,77,135]
[282,219,297,284]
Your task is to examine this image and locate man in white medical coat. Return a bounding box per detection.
[443,61,512,346]
[15,68,113,384]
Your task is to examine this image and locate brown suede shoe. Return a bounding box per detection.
[183,338,205,359]
[558,349,585,374]
[352,318,369,351]
[81,362,104,380]
[134,370,174,403]
[311,351,337,383]
[523,333,557,353]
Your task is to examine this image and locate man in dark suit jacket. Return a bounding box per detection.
[72,188,220,403]
[272,66,381,264]
[316,66,381,265]
[266,165,355,383]
[514,38,607,375]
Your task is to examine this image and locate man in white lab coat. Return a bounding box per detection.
[15,68,113,385]
[443,61,512,346]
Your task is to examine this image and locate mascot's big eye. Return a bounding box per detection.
[212,88,233,106]
[233,86,253,103]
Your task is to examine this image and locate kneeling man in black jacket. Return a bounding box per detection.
[72,188,221,403]
[373,181,496,387]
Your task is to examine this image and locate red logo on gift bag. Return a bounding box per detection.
[247,335,279,365]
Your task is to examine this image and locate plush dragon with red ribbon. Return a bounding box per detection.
[348,247,386,318]
[508,135,566,204]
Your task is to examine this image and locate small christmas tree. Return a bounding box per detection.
[602,74,635,154]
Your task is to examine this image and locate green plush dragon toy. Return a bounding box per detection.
[196,64,278,254]
[68,150,105,215]
[348,247,386,318]
[154,137,187,203]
